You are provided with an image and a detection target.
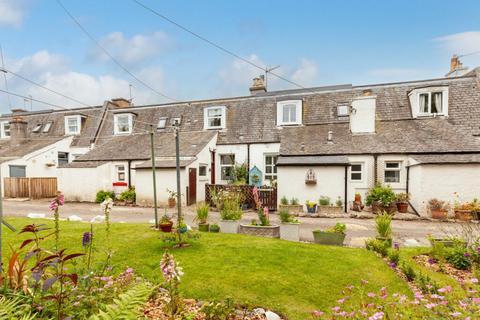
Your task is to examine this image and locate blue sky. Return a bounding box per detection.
[0,0,479,113]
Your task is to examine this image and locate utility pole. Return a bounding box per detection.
[174,123,182,224]
[0,165,16,273]
[150,125,158,228]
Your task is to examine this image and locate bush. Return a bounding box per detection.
[119,187,136,203]
[365,239,389,257]
[388,248,400,265]
[280,196,289,205]
[335,197,343,207]
[365,183,396,206]
[290,197,299,205]
[220,198,243,221]
[96,190,115,203]
[416,272,439,294]
[399,262,416,281]
[446,246,472,270]
[279,209,298,223]
[257,208,270,226]
[375,213,392,239]
[328,223,346,234]
[195,202,209,224]
[319,196,330,206]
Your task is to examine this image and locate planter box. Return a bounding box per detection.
[371,202,396,215]
[454,210,472,221]
[239,224,280,238]
[313,231,345,246]
[219,220,239,234]
[431,209,448,220]
[319,205,343,214]
[198,223,209,232]
[280,223,300,241]
[278,204,303,213]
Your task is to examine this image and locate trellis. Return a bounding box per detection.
[205,184,277,211]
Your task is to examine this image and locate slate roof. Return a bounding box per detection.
[58,161,108,168]
[409,154,480,166]
[135,158,195,169]
[280,118,480,156]
[0,136,65,158]
[75,131,216,162]
[276,155,350,166]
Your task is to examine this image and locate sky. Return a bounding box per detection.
[0,0,479,113]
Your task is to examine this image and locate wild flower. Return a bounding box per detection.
[82,232,92,247]
[369,311,384,320]
[50,191,64,250]
[101,196,114,243]
[472,278,479,284]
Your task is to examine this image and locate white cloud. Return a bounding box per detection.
[0,0,25,27]
[89,31,171,65]
[434,31,480,64]
[291,58,318,86]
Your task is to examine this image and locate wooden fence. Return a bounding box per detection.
[205,184,277,211]
[4,177,58,199]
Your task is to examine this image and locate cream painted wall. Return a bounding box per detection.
[57,164,110,202]
[135,168,188,206]
[277,166,346,211]
[350,96,376,133]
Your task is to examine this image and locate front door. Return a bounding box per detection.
[188,168,197,205]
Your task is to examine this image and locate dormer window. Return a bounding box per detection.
[32,124,42,133]
[64,115,83,135]
[419,92,443,115]
[276,100,302,126]
[114,113,133,135]
[0,121,10,139]
[204,106,226,130]
[409,87,448,118]
[157,117,168,130]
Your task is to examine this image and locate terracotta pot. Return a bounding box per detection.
[455,209,472,221]
[159,222,173,232]
[168,197,176,208]
[396,202,408,213]
[372,201,396,215]
[431,210,447,220]
[354,194,362,203]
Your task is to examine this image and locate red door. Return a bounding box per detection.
[188,168,197,205]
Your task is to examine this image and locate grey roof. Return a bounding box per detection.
[75,131,216,162]
[280,118,480,156]
[135,158,195,169]
[58,161,108,168]
[409,154,480,166]
[0,136,65,158]
[276,155,350,166]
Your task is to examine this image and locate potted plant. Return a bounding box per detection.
[354,192,362,203]
[395,193,410,213]
[240,207,280,238]
[305,201,317,214]
[278,196,303,213]
[209,223,220,233]
[312,223,346,246]
[365,183,397,214]
[279,209,300,241]
[219,196,243,234]
[195,202,210,232]
[177,220,188,234]
[375,212,393,247]
[454,201,474,221]
[159,214,173,232]
[428,198,449,220]
[167,189,177,208]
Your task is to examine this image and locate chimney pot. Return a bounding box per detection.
[249,76,266,95]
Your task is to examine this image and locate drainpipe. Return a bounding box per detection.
[247,143,251,170]
[210,149,216,184]
[373,154,378,183]
[406,165,420,217]
[344,165,348,213]
[128,160,132,188]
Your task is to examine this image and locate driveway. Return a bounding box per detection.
[3,199,465,247]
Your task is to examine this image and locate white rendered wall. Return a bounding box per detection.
[377,155,409,193]
[350,96,376,134]
[135,168,188,206]
[57,164,110,202]
[215,144,248,184]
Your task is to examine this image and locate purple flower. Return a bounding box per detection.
[393,242,400,250]
[464,252,471,258]
[388,262,397,268]
[82,232,92,246]
[477,246,480,254]
[428,257,436,264]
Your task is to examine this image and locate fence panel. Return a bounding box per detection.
[205,184,277,211]
[4,177,57,199]
[4,178,30,198]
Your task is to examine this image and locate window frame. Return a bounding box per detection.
[204,106,226,130]
[198,163,208,180]
[32,124,42,133]
[157,117,168,130]
[220,154,235,181]
[384,161,401,184]
[264,154,278,182]
[114,113,133,135]
[409,87,449,118]
[337,105,350,117]
[0,121,10,139]
[116,165,126,182]
[57,152,69,166]
[418,91,444,116]
[276,100,302,126]
[64,115,82,135]
[43,121,53,133]
[350,163,363,182]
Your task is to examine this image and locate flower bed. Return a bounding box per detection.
[413,254,476,283]
[239,224,280,238]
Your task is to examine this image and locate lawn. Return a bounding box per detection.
[2,217,410,320]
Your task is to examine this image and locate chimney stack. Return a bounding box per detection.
[445,55,469,77]
[9,116,28,144]
[111,98,132,108]
[249,75,266,95]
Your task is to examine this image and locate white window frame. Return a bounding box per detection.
[171,117,182,126]
[64,115,82,135]
[409,87,449,118]
[220,154,235,181]
[264,154,278,182]
[32,124,42,133]
[199,163,208,180]
[204,106,226,130]
[116,165,126,182]
[157,117,168,130]
[114,113,133,135]
[0,121,10,139]
[384,161,401,184]
[350,163,363,182]
[337,105,350,117]
[276,100,302,126]
[43,122,53,133]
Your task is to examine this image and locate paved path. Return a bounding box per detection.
[3,199,465,247]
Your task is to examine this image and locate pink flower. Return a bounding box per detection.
[438,286,452,293]
[450,312,462,317]
[369,311,384,320]
[425,303,437,309]
[312,310,324,317]
[471,278,479,284]
[472,297,480,304]
[367,292,376,298]
[331,306,340,312]
[337,298,346,304]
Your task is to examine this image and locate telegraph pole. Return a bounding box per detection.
[174,123,182,223]
[150,125,158,228]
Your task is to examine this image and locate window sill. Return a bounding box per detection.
[205,126,225,130]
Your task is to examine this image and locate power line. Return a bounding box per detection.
[0,46,12,110]
[459,50,480,58]
[55,0,179,103]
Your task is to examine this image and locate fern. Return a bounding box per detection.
[89,282,153,320]
[0,296,35,320]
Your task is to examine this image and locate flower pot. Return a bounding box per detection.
[209,225,220,233]
[159,222,173,232]
[306,204,317,214]
[219,220,239,234]
[239,224,280,238]
[312,231,345,246]
[396,202,408,213]
[431,209,448,220]
[178,226,188,234]
[354,194,362,203]
[280,223,300,241]
[198,223,210,232]
[454,209,472,221]
[168,197,176,208]
[371,201,396,215]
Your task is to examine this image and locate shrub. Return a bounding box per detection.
[279,209,298,223]
[195,202,209,224]
[290,197,299,205]
[257,208,270,226]
[119,187,136,203]
[220,198,243,221]
[96,190,115,203]
[375,212,392,239]
[396,192,410,203]
[335,197,343,207]
[280,196,289,205]
[365,183,396,206]
[365,239,389,257]
[319,196,330,206]
[446,246,472,270]
[232,163,248,184]
[328,223,346,234]
[428,198,449,211]
[399,262,416,281]
[416,272,439,294]
[388,248,400,265]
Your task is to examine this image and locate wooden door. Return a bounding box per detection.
[188,168,197,205]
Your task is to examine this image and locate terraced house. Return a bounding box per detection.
[1,57,480,216]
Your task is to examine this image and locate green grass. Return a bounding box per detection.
[2,218,410,320]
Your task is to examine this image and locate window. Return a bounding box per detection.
[276,100,302,126]
[337,105,349,117]
[350,163,363,181]
[9,165,26,178]
[220,154,235,181]
[114,114,133,135]
[64,115,81,135]
[264,155,278,181]
[419,92,443,115]
[157,117,168,130]
[0,121,10,139]
[204,106,226,129]
[171,117,182,126]
[199,164,208,177]
[384,162,401,183]
[43,122,53,133]
[58,152,69,165]
[116,165,126,181]
[32,124,42,133]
